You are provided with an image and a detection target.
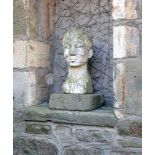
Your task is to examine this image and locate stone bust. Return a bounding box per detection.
[62,28,93,94]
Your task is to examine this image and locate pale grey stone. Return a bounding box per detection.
[117,136,142,148]
[75,129,114,143]
[13,0,37,36]
[55,125,72,140]
[62,28,93,94]
[25,123,51,135]
[125,59,142,116]
[13,136,58,155]
[45,73,53,85]
[13,71,37,108]
[113,63,125,108]
[24,104,117,127]
[112,148,142,155]
[112,0,141,20]
[49,94,103,111]
[113,26,139,59]
[117,116,142,137]
[64,145,107,155]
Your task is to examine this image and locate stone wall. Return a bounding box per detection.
[13,0,55,109]
[14,104,142,155]
[112,0,142,117]
[112,0,142,153]
[14,121,142,155]
[13,0,142,155]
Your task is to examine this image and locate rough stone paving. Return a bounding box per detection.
[51,0,113,105]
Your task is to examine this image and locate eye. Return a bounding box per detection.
[64,45,70,49]
[75,45,83,48]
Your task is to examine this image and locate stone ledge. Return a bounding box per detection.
[24,103,117,128]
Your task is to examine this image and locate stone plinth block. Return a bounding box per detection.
[49,94,103,111]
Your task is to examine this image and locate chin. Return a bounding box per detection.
[69,62,85,67]
[69,63,80,67]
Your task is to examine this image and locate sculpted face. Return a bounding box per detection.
[63,29,93,67]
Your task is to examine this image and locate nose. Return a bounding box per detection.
[69,47,76,56]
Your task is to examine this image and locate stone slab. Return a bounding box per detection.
[24,103,117,127]
[49,94,103,111]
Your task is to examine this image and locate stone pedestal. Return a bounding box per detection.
[49,94,103,111]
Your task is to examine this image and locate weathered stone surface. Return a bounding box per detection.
[114,109,125,119]
[27,40,50,68]
[117,136,142,148]
[113,0,141,20]
[113,26,126,58]
[113,63,125,108]
[24,104,117,127]
[13,0,37,36]
[13,40,50,68]
[62,28,93,94]
[37,87,49,104]
[117,116,142,137]
[36,69,48,88]
[125,60,142,116]
[75,129,114,144]
[112,152,141,155]
[45,73,54,85]
[49,94,103,111]
[113,26,139,58]
[13,136,58,155]
[13,71,37,108]
[13,40,27,68]
[64,145,110,155]
[55,125,72,140]
[111,148,142,155]
[37,0,55,39]
[25,123,51,134]
[126,26,139,57]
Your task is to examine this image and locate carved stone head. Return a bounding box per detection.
[63,28,93,67]
[62,28,93,94]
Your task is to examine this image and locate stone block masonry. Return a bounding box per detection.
[13,0,54,108]
[113,0,142,20]
[113,26,139,59]
[13,40,51,69]
[13,0,142,155]
[113,0,142,117]
[13,103,142,155]
[13,39,51,108]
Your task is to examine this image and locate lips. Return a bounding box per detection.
[69,58,77,62]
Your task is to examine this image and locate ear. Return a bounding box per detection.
[88,49,93,58]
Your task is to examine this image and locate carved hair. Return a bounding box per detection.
[63,28,93,49]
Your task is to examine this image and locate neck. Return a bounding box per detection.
[68,64,88,79]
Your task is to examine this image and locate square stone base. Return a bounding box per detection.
[49,94,103,111]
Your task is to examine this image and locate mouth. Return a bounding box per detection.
[69,58,77,62]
